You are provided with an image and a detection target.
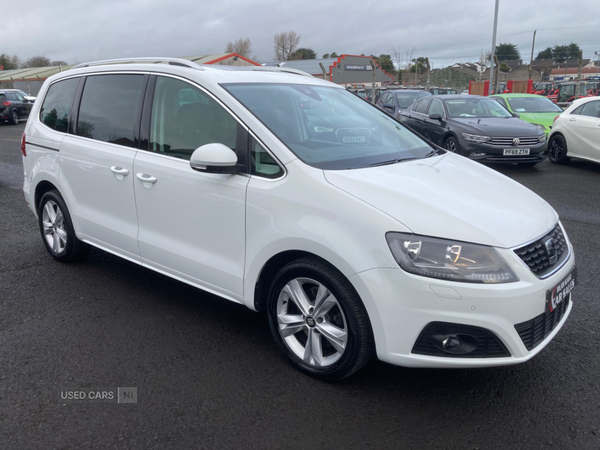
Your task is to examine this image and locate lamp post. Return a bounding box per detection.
[488,0,499,95]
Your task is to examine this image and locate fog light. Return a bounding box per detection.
[431,333,479,355]
[470,152,486,157]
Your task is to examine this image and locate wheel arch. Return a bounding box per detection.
[34,180,59,215]
[253,250,337,312]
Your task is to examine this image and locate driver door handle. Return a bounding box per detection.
[136,173,158,184]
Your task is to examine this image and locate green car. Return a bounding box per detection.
[490,93,563,137]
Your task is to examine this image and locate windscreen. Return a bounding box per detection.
[507,96,562,113]
[445,98,513,118]
[224,83,434,170]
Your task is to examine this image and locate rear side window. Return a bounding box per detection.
[414,98,432,114]
[76,74,144,147]
[39,78,79,133]
[576,101,600,118]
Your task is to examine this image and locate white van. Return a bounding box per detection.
[22,58,576,380]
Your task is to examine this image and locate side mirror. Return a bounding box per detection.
[383,103,394,110]
[189,143,242,174]
[512,112,520,118]
[429,113,443,121]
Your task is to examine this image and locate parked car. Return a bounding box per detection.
[399,94,548,166]
[13,89,36,103]
[429,87,457,95]
[548,96,600,165]
[0,89,34,124]
[491,93,564,137]
[22,58,576,380]
[376,89,432,118]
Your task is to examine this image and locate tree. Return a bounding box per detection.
[51,60,68,67]
[410,57,428,74]
[499,63,511,74]
[495,43,520,61]
[322,53,329,59]
[0,53,20,70]
[289,47,316,60]
[273,31,301,61]
[376,54,394,72]
[330,52,339,58]
[535,47,553,60]
[23,56,51,68]
[225,38,253,58]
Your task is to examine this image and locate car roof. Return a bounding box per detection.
[430,94,486,100]
[491,93,547,99]
[55,60,338,89]
[390,89,431,94]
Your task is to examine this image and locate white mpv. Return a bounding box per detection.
[22,58,576,380]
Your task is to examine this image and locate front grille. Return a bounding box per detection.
[514,299,570,350]
[412,322,510,358]
[513,224,568,278]
[488,136,540,147]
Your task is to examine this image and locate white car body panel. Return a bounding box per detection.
[324,153,557,248]
[551,97,600,163]
[133,150,249,300]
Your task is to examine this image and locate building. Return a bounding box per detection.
[0,53,260,95]
[277,55,393,86]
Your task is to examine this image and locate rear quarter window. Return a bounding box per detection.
[39,78,79,133]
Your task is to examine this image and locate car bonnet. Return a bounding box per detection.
[323,153,557,248]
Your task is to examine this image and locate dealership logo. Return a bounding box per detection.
[512,138,520,146]
[544,238,558,264]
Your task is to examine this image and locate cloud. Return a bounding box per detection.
[3,0,599,66]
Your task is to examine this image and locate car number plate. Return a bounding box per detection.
[503,148,530,155]
[546,266,577,313]
[343,136,366,143]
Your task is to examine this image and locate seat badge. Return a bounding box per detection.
[544,238,558,264]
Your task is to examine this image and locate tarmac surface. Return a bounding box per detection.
[1,122,599,449]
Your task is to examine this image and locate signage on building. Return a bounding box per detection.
[345,65,373,71]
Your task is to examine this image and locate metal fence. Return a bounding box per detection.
[0,79,44,96]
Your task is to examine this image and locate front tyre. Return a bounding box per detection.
[38,190,84,262]
[548,135,569,164]
[267,257,373,381]
[444,136,459,153]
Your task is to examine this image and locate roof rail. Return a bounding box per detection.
[70,57,204,71]
[255,66,313,78]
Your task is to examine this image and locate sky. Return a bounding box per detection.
[4,0,600,69]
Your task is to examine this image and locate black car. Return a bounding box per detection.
[0,89,33,125]
[398,94,548,166]
[376,89,432,119]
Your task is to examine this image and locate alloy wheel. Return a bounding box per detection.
[42,200,67,254]
[275,277,348,367]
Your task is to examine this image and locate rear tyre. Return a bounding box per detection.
[548,135,569,164]
[38,190,84,262]
[9,110,19,125]
[267,257,374,381]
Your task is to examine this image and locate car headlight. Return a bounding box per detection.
[386,232,519,283]
[462,133,490,144]
[535,126,546,141]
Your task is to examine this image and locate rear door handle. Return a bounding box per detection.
[110,166,129,180]
[136,173,158,184]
